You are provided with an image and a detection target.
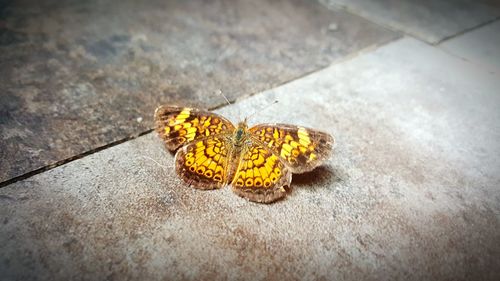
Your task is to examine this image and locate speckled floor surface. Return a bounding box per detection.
[1,1,499,281]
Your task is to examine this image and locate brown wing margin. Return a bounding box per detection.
[154,105,235,151]
[249,123,334,173]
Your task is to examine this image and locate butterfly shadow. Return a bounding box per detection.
[290,164,343,191]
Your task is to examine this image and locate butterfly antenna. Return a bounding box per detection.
[218,89,241,120]
[245,100,278,122]
[218,89,231,106]
[139,155,171,171]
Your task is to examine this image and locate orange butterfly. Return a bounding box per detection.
[155,105,334,203]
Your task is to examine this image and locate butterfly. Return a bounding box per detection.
[154,105,334,203]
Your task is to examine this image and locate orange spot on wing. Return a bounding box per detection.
[245,178,253,186]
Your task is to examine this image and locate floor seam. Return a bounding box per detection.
[0,130,156,188]
[436,16,500,45]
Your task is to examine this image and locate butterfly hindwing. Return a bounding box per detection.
[155,105,235,151]
[175,136,230,189]
[231,141,292,203]
[249,123,334,173]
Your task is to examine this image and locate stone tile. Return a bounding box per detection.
[0,0,398,183]
[321,0,500,44]
[2,38,500,280]
[440,20,500,74]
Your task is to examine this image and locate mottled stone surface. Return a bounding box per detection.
[1,38,499,280]
[321,0,500,44]
[0,0,397,183]
[440,20,500,74]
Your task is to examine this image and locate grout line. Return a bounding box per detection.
[0,130,155,188]
[0,35,401,189]
[437,16,500,45]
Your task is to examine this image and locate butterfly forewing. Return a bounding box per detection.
[155,105,235,151]
[231,141,292,203]
[249,123,334,173]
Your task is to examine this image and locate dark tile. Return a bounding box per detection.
[0,0,397,183]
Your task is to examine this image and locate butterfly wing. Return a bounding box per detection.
[175,135,232,189]
[249,123,334,173]
[155,105,235,151]
[231,141,292,203]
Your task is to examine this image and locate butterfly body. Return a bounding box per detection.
[232,122,250,147]
[155,105,334,203]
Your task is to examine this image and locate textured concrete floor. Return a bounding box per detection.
[1,38,500,280]
[440,20,500,74]
[1,1,500,280]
